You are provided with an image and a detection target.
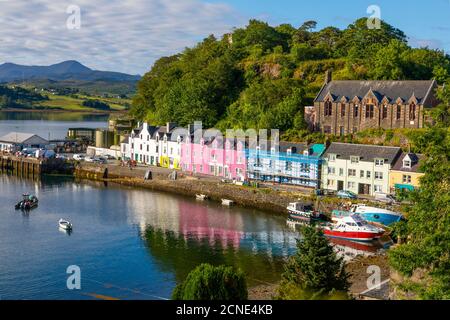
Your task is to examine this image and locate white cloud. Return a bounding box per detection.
[0,0,243,74]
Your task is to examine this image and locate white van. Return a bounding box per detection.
[374,192,397,204]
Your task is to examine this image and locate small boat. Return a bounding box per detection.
[322,214,385,242]
[15,194,39,211]
[350,204,403,226]
[287,202,327,222]
[59,219,73,231]
[221,199,235,206]
[196,194,208,201]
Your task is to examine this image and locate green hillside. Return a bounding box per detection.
[131,18,450,134]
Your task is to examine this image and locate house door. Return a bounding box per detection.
[337,180,344,191]
[358,183,371,195]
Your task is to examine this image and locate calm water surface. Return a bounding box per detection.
[0,111,109,139]
[0,174,299,300]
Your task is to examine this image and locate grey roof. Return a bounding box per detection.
[391,152,424,172]
[324,142,402,164]
[0,132,48,144]
[314,80,437,106]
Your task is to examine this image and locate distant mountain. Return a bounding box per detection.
[0,60,141,82]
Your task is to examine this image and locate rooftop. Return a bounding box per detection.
[323,142,402,164]
[0,132,48,144]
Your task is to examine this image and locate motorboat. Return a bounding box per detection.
[350,204,403,226]
[322,214,385,242]
[221,199,235,206]
[287,202,327,222]
[196,194,209,201]
[59,219,73,231]
[15,194,39,211]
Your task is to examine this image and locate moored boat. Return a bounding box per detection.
[196,194,208,201]
[59,219,73,230]
[221,199,235,206]
[350,204,403,226]
[322,214,385,242]
[15,194,39,211]
[287,202,327,222]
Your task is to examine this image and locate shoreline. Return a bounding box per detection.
[0,108,126,115]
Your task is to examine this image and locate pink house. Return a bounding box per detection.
[180,133,246,181]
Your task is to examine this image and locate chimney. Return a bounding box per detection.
[166,122,176,133]
[325,70,332,84]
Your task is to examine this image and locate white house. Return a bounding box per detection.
[121,122,186,169]
[321,142,402,196]
[0,132,49,153]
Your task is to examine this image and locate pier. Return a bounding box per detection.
[0,154,73,177]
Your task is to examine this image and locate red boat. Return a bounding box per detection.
[322,214,385,242]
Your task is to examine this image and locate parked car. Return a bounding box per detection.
[336,190,358,199]
[92,157,107,164]
[73,154,85,161]
[84,156,95,162]
[103,154,116,160]
[374,192,397,204]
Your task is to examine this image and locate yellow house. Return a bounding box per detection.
[389,153,424,192]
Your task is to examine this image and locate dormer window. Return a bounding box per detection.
[375,159,384,166]
[329,154,336,162]
[350,156,359,164]
[156,136,159,142]
[403,160,411,168]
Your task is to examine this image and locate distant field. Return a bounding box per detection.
[35,92,131,112]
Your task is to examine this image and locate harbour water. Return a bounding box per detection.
[0,174,298,300]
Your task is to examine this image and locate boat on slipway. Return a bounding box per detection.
[332,204,403,227]
[322,214,385,242]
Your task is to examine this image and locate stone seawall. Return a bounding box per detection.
[74,163,310,214]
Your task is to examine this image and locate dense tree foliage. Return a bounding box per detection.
[277,226,350,300]
[132,17,450,133]
[172,263,248,300]
[388,126,450,299]
[0,85,48,109]
[82,99,111,110]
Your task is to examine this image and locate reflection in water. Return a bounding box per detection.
[0,111,110,122]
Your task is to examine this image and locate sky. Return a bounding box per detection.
[0,0,449,75]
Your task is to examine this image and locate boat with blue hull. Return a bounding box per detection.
[332,204,403,226]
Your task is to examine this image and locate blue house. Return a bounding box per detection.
[246,141,325,188]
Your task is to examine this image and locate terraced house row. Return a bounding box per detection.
[121,122,424,195]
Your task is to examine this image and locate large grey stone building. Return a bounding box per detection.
[312,72,439,135]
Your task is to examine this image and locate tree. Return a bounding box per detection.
[388,127,450,299]
[277,226,350,300]
[172,264,248,300]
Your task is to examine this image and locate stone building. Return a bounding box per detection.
[313,71,439,135]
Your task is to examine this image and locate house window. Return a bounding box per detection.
[324,101,333,116]
[409,103,416,121]
[365,104,374,119]
[402,175,412,183]
[350,156,359,164]
[285,161,293,171]
[382,104,388,119]
[353,127,358,133]
[327,167,335,175]
[131,143,134,149]
[396,105,401,120]
[375,159,384,166]
[374,185,383,193]
[360,170,365,178]
[327,179,335,187]
[156,146,159,153]
[340,103,346,117]
[339,126,344,136]
[367,171,371,178]
[348,169,356,177]
[353,105,359,118]
[147,145,149,152]
[329,154,336,162]
[347,181,355,189]
[324,126,332,134]
[339,168,344,176]
[140,144,142,150]
[375,172,383,180]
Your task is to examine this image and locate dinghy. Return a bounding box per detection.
[59,219,73,231]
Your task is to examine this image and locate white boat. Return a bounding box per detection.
[221,199,235,206]
[59,219,73,230]
[196,194,208,201]
[322,214,385,242]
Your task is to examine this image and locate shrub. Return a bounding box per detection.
[172,264,248,300]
